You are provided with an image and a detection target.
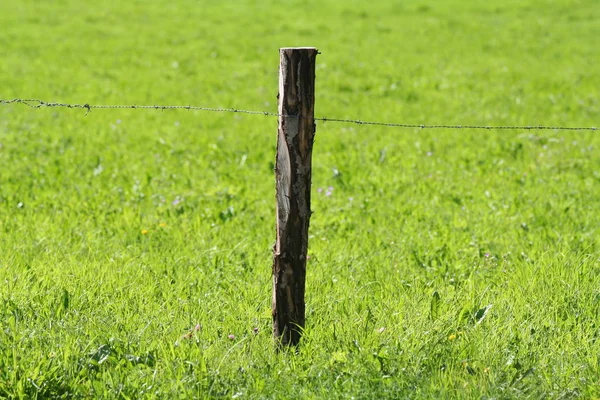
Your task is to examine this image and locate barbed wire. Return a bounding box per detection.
[1,98,597,131]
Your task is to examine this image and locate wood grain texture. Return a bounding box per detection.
[272,47,318,347]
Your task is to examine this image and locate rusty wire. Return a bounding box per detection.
[1,98,597,131]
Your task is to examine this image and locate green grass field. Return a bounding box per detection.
[1,0,599,398]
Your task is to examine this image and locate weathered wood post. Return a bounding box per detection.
[272,47,318,347]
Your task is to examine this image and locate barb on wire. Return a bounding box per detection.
[1,98,597,131]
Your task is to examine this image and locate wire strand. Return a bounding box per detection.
[1,98,597,131]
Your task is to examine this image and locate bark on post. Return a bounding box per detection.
[272,47,318,347]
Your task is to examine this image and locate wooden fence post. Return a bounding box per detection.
[272,47,318,347]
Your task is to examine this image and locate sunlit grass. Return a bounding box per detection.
[0,0,599,398]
